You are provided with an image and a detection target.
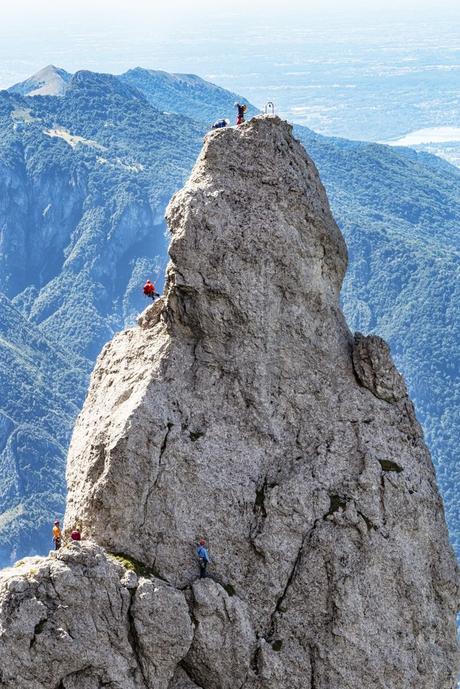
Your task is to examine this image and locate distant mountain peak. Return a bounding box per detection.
[120,66,254,121]
[125,67,206,85]
[68,69,147,102]
[8,65,72,97]
[124,66,233,91]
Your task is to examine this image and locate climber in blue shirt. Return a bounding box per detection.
[197,538,210,578]
[211,118,229,130]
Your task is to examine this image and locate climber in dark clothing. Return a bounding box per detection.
[197,538,210,578]
[212,118,229,130]
[143,279,160,301]
[234,102,247,126]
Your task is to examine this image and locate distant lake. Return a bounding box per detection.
[382,127,460,146]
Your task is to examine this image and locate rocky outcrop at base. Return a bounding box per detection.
[0,116,457,688]
[0,543,193,689]
[0,542,261,689]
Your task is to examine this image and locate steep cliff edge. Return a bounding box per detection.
[0,116,457,688]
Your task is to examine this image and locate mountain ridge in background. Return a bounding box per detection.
[0,65,458,566]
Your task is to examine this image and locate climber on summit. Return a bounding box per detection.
[52,520,62,550]
[196,538,211,578]
[211,118,229,130]
[234,102,247,126]
[143,279,160,301]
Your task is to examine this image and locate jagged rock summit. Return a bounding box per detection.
[0,116,457,688]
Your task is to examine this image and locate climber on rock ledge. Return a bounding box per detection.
[52,520,62,550]
[197,537,211,578]
[70,527,81,542]
[143,279,160,301]
[234,102,247,126]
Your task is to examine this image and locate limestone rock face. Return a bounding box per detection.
[0,543,193,689]
[2,115,456,688]
[352,332,408,402]
[183,579,257,689]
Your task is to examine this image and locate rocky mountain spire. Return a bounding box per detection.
[0,116,457,689]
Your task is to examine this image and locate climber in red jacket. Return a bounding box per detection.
[70,527,81,542]
[235,102,247,126]
[143,279,160,301]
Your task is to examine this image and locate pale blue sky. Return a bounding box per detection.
[3,0,459,12]
[1,0,459,96]
[2,0,459,27]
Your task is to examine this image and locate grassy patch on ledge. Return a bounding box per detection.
[107,552,156,578]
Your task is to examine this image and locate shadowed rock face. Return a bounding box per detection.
[0,116,457,688]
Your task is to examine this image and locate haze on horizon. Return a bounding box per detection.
[1,0,458,84]
[2,0,459,15]
[0,0,458,146]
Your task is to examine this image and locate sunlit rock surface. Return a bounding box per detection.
[1,116,457,688]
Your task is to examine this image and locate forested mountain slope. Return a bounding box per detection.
[0,67,458,565]
[0,293,87,562]
[0,70,203,560]
[119,67,255,123]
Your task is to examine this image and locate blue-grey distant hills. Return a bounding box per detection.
[0,65,458,566]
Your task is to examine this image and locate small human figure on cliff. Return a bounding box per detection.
[197,538,211,578]
[234,102,247,126]
[53,520,62,550]
[143,279,160,301]
[211,118,229,130]
[70,527,81,542]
